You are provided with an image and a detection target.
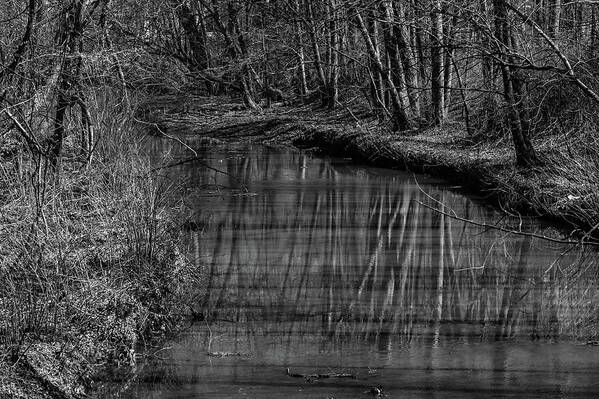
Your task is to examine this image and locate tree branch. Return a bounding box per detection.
[415,200,599,247]
[506,1,599,104]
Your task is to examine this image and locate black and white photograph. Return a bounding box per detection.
[1,0,599,398]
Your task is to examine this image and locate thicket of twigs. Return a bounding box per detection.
[3,0,599,395]
[0,85,204,397]
[129,0,599,232]
[0,2,206,395]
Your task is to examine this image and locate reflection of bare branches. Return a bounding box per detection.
[344,194,402,318]
[415,200,599,246]
[152,156,248,192]
[135,117,198,156]
[455,242,496,272]
[177,144,598,345]
[545,220,599,274]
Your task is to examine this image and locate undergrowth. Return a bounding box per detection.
[0,90,202,398]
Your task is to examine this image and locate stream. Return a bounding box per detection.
[107,139,599,398]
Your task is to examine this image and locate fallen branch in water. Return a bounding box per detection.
[285,368,356,381]
[207,351,251,358]
[151,156,248,192]
[414,200,599,247]
[134,116,198,157]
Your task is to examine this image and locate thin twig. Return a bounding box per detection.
[415,200,599,246]
[133,116,198,157]
[544,220,599,274]
[151,156,248,192]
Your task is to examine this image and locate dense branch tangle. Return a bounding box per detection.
[132,0,599,166]
[3,0,599,169]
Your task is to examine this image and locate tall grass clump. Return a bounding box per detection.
[493,99,599,232]
[0,89,201,398]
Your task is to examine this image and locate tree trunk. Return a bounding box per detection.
[550,0,561,37]
[381,1,411,118]
[443,14,458,118]
[174,1,210,72]
[292,0,308,96]
[226,2,258,109]
[430,0,445,125]
[480,0,498,135]
[394,0,420,117]
[493,0,539,167]
[592,5,597,59]
[100,0,129,104]
[49,0,89,170]
[305,0,328,104]
[354,7,414,131]
[367,13,386,114]
[450,53,472,136]
[326,0,340,108]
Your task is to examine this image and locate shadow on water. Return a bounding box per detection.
[104,140,599,398]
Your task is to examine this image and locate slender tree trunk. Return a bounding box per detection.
[550,0,561,37]
[395,0,420,117]
[493,0,538,167]
[480,0,497,134]
[305,0,328,103]
[50,0,89,170]
[354,7,414,131]
[175,1,210,72]
[430,0,445,125]
[100,0,129,105]
[381,1,411,117]
[450,53,472,136]
[443,14,457,118]
[412,0,428,103]
[326,0,340,108]
[262,19,270,108]
[293,0,308,96]
[227,2,258,109]
[367,13,386,114]
[592,5,597,59]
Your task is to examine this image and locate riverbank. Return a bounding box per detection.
[0,100,202,399]
[145,94,599,238]
[103,113,599,399]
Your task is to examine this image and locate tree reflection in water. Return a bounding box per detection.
[115,141,599,399]
[185,145,595,342]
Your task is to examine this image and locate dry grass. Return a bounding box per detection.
[0,91,202,398]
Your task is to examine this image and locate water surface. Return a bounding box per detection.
[114,141,599,398]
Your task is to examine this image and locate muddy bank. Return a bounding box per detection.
[0,287,139,399]
[0,240,197,399]
[145,94,599,238]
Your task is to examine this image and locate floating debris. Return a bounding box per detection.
[366,386,386,398]
[285,368,356,382]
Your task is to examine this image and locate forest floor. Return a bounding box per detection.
[145,93,599,239]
